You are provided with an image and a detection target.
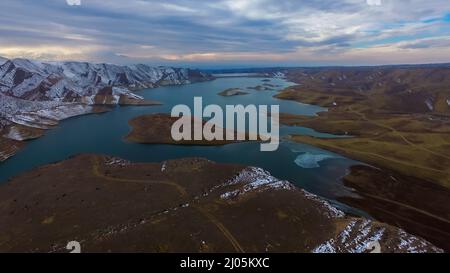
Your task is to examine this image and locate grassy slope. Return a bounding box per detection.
[276,66,450,187]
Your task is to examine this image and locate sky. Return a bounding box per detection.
[0,0,449,68]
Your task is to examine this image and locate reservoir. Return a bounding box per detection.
[0,77,363,214]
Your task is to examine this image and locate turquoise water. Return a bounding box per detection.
[0,77,363,214]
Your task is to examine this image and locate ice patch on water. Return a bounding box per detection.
[294,152,338,168]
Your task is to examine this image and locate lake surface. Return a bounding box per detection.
[0,77,366,215]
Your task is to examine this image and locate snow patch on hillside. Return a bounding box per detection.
[313,219,443,253]
[301,189,345,218]
[220,167,295,199]
[425,98,434,111]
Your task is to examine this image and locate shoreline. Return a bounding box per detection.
[0,101,162,163]
[0,78,170,162]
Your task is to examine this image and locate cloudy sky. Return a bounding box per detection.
[0,0,449,67]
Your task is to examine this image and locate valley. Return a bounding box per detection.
[0,61,449,252]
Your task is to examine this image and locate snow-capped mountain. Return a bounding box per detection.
[0,58,212,102]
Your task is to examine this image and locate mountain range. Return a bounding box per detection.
[0,57,212,131]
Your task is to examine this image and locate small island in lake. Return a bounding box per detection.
[217,88,249,97]
[247,85,273,91]
[125,113,249,145]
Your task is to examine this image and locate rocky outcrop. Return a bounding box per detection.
[0,136,24,162]
[2,124,44,141]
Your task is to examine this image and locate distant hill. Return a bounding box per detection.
[205,63,450,74]
[282,65,450,115]
[208,64,450,115]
